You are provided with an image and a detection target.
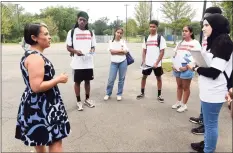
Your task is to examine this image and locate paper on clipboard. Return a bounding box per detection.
[140,63,153,70]
[189,50,208,67]
[172,57,182,71]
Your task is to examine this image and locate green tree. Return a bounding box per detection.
[40,6,78,40]
[103,29,112,35]
[190,21,201,37]
[93,17,109,35]
[160,0,196,44]
[123,18,138,37]
[1,3,14,43]
[157,22,166,35]
[134,2,152,36]
[109,20,124,29]
[34,16,58,36]
[220,1,233,39]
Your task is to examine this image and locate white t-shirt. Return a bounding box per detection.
[108,39,129,63]
[142,34,167,67]
[174,39,201,64]
[66,28,96,69]
[198,51,233,103]
[201,37,207,51]
[200,37,212,67]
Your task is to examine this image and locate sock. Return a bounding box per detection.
[86,94,90,100]
[177,101,181,104]
[158,90,161,97]
[141,88,145,94]
[76,96,81,102]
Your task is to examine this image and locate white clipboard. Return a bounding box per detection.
[188,50,208,67]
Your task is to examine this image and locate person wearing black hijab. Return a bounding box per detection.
[189,7,223,136]
[188,14,233,153]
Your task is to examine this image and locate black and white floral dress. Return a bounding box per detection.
[15,50,70,146]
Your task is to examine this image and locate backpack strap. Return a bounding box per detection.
[145,34,161,50]
[89,30,94,49]
[70,28,75,57]
[145,35,148,49]
[157,34,161,50]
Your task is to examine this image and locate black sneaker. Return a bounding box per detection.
[189,117,203,125]
[157,96,164,103]
[136,93,145,100]
[191,125,204,135]
[191,141,204,152]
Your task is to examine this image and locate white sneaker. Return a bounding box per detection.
[177,104,187,112]
[104,95,110,101]
[77,102,83,111]
[172,102,181,109]
[117,96,122,101]
[84,99,95,108]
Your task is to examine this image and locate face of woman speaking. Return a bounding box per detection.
[202,19,213,37]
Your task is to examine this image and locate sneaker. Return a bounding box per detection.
[172,102,181,109]
[191,141,204,152]
[191,125,204,135]
[157,96,164,103]
[117,96,122,101]
[104,95,110,101]
[77,102,84,111]
[189,117,203,125]
[136,93,144,100]
[84,99,95,108]
[177,104,187,112]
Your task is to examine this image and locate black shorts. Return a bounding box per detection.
[142,67,163,76]
[73,69,94,82]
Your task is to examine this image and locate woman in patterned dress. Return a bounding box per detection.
[15,23,70,152]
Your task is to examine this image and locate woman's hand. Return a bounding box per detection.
[172,66,178,72]
[179,66,188,72]
[56,73,68,84]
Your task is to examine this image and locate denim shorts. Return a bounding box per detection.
[173,63,195,79]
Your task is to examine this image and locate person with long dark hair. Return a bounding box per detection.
[188,14,233,153]
[15,23,70,152]
[66,11,96,111]
[171,25,201,112]
[104,27,129,101]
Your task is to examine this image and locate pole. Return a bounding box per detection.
[116,16,119,27]
[125,4,128,41]
[15,4,20,37]
[199,0,207,44]
[150,0,152,21]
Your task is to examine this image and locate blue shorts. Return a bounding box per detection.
[173,63,195,79]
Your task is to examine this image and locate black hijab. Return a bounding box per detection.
[204,14,233,61]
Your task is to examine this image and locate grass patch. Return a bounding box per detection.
[166,43,176,48]
[162,62,173,72]
[123,36,143,43]
[2,43,19,45]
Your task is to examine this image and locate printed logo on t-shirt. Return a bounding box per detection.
[76,33,91,40]
[146,40,158,47]
[177,45,194,51]
[202,39,207,47]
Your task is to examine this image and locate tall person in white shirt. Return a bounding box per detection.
[136,20,167,102]
[66,11,96,111]
[189,7,223,138]
[171,26,201,112]
[188,14,233,153]
[104,27,129,101]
